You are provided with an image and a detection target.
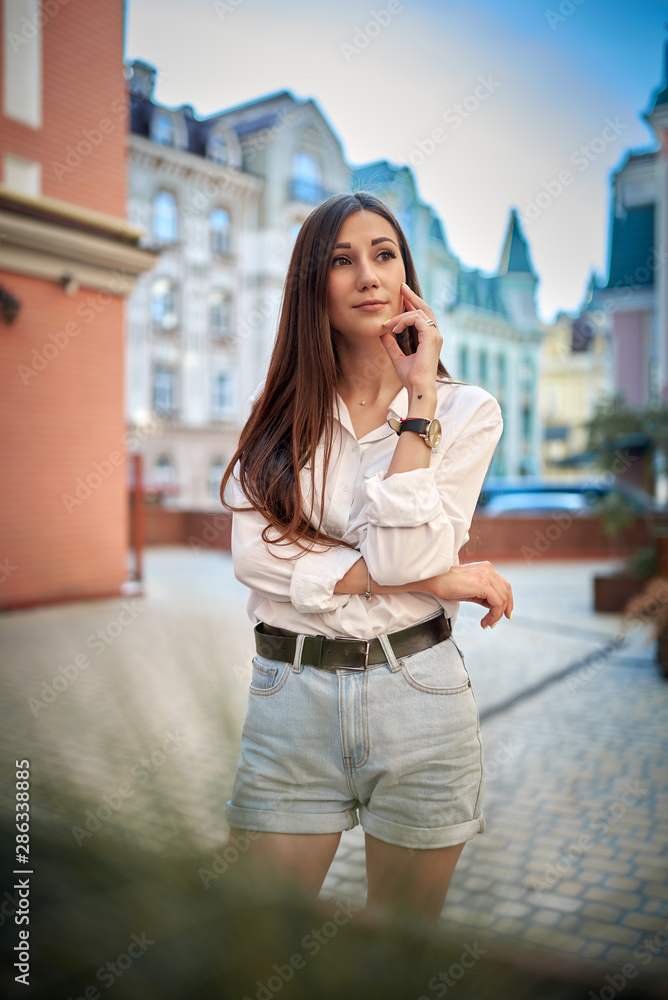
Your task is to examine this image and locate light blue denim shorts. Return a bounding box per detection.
[225,624,486,850]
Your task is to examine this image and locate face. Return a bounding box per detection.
[326,210,406,343]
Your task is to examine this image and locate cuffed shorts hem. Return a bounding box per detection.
[225,801,359,835]
[360,805,486,850]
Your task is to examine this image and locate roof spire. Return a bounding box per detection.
[497,208,536,277]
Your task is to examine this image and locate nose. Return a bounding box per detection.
[356,255,380,290]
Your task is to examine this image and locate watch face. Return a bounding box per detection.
[427,419,442,448]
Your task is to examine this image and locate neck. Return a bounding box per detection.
[335,337,403,406]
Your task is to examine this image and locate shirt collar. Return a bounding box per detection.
[334,386,409,444]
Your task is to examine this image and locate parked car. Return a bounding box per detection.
[475,476,662,517]
[477,491,591,517]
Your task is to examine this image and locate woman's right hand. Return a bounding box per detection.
[424,561,513,629]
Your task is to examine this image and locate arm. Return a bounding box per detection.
[230,469,361,615]
[334,555,514,628]
[361,393,503,585]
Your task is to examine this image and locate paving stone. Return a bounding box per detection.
[643,899,665,915]
[580,941,606,959]
[607,876,641,891]
[557,880,585,896]
[584,857,632,875]
[580,921,641,946]
[533,909,561,927]
[494,900,532,918]
[622,912,668,932]
[579,870,603,884]
[522,926,583,953]
[492,917,525,936]
[634,866,668,881]
[585,888,642,909]
[532,892,583,913]
[582,903,622,923]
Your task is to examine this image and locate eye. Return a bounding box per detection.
[377,249,397,261]
[332,255,351,267]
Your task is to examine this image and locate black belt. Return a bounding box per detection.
[253,611,452,671]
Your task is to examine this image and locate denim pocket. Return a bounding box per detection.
[248,655,291,696]
[399,638,472,695]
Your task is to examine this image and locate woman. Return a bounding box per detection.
[220,191,513,926]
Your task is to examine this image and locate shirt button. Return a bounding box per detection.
[342,483,351,492]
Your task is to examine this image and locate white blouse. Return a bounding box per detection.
[230,378,503,641]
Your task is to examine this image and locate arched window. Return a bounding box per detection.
[154,453,176,485]
[290,151,322,203]
[152,189,178,244]
[151,112,175,146]
[209,290,231,340]
[151,276,178,332]
[210,208,231,256]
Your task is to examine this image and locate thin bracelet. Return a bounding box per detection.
[364,566,372,602]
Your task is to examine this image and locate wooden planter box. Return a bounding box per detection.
[593,572,648,613]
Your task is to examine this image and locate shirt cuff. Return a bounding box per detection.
[289,544,362,614]
[363,468,442,527]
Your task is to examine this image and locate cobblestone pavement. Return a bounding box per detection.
[2,548,667,990]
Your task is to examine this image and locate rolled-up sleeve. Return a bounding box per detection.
[361,395,503,586]
[231,478,361,615]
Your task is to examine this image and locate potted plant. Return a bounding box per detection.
[621,574,668,678]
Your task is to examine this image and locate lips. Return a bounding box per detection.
[353,300,387,312]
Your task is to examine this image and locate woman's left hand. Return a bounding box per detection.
[380,282,443,392]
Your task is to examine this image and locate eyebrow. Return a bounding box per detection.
[333,236,398,249]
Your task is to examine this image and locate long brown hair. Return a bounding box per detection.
[220,191,451,552]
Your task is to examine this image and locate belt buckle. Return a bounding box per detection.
[334,636,370,671]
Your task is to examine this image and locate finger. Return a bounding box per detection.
[400,282,428,308]
[379,330,406,365]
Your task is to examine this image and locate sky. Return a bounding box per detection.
[124,0,668,322]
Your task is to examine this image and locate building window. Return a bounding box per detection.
[209,457,225,502]
[290,151,322,203]
[210,208,231,256]
[151,112,176,146]
[209,290,231,340]
[4,0,42,128]
[152,189,178,244]
[153,366,177,415]
[151,276,178,332]
[479,350,488,386]
[212,371,234,419]
[207,132,229,166]
[458,344,469,380]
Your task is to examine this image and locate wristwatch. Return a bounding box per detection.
[387,417,442,449]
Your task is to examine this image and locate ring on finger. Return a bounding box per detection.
[426,319,436,327]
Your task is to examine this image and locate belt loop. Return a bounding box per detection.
[377,632,401,672]
[292,633,306,673]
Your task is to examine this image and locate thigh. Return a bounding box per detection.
[364,832,466,924]
[227,827,342,897]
